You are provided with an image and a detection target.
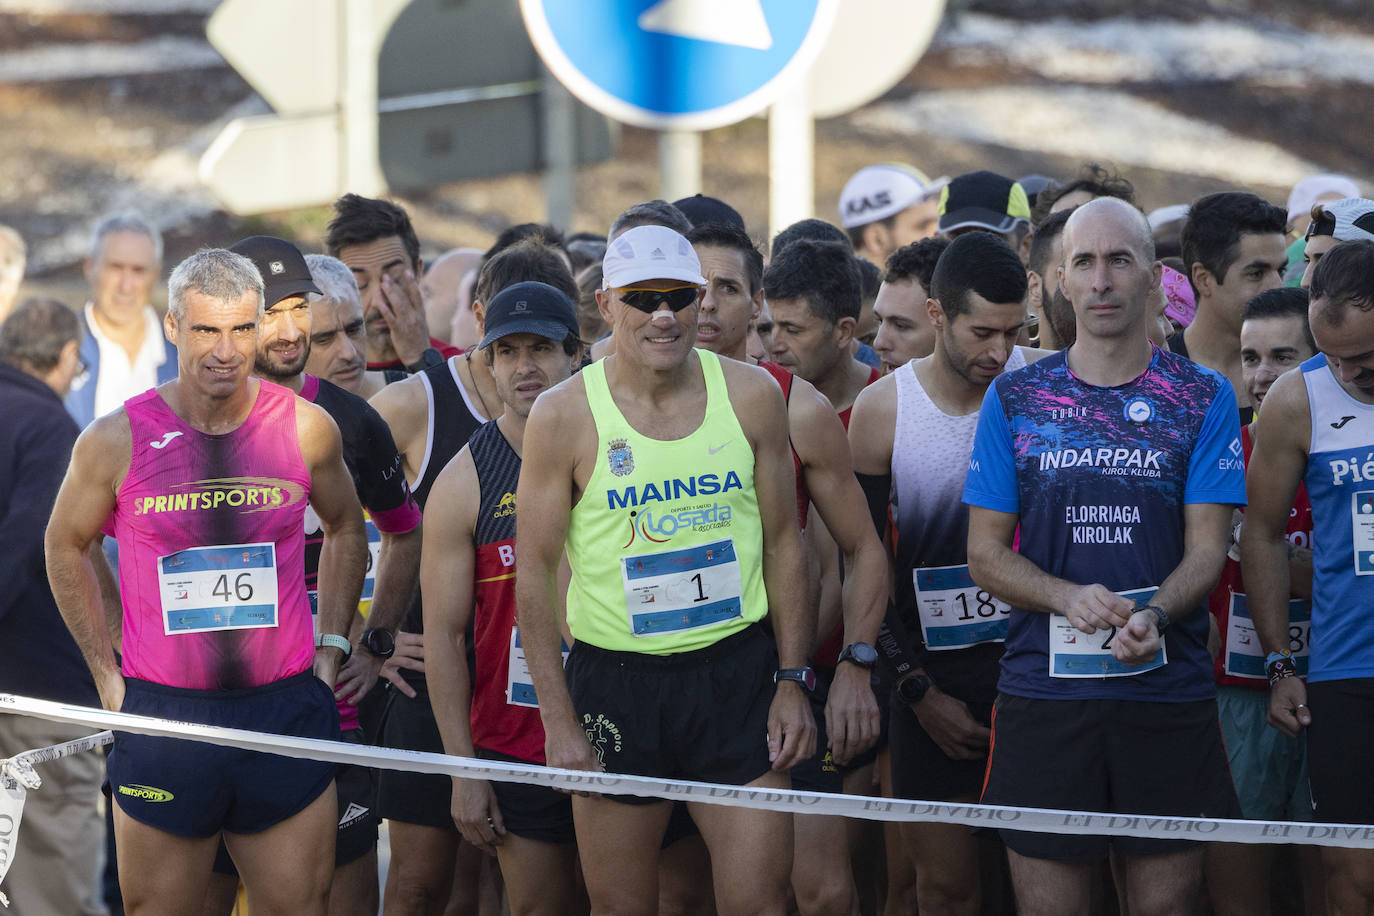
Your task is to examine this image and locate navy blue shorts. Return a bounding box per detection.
[108,671,340,838]
[213,728,377,874]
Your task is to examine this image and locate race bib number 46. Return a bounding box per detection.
[622,538,743,637]
[914,564,1010,650]
[1049,587,1165,678]
[158,543,279,635]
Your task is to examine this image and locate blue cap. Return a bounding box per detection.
[478,281,579,349]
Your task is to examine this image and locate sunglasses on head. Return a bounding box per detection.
[615,285,701,313]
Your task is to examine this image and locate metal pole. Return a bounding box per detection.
[768,78,814,236]
[542,69,576,231]
[342,0,383,196]
[658,129,702,203]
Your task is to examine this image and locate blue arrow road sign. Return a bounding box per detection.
[521,0,838,131]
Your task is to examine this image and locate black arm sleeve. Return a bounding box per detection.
[876,605,929,682]
[855,471,893,538]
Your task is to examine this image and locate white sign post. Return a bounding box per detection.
[765,0,947,235]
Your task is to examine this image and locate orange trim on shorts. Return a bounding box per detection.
[980,699,998,800]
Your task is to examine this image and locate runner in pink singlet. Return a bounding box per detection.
[112,381,313,689]
[46,248,369,916]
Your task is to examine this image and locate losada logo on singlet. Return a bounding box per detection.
[134,477,307,517]
[493,491,517,519]
[118,784,174,802]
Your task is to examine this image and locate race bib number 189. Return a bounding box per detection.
[158,543,278,635]
[914,564,1010,650]
[1049,587,1165,678]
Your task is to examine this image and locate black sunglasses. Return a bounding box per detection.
[616,285,700,313]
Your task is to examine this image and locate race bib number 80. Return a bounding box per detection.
[158,543,279,635]
[1049,587,1165,678]
[622,538,743,637]
[1224,593,1310,679]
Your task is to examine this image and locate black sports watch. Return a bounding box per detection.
[773,667,817,693]
[404,347,444,374]
[896,672,933,704]
[1139,604,1170,633]
[360,627,396,659]
[837,642,878,669]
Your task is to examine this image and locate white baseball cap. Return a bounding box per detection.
[838,164,944,229]
[1147,204,1190,231]
[602,225,705,289]
[1287,174,1360,228]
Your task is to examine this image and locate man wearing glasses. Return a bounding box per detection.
[517,224,816,914]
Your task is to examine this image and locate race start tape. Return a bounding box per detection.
[1,729,115,890]
[3,692,1374,851]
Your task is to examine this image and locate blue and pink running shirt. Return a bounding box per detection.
[963,346,1246,702]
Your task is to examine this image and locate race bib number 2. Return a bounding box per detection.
[1049,587,1165,678]
[158,543,278,635]
[622,538,743,636]
[914,564,1010,650]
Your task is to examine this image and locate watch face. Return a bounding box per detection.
[898,675,929,703]
[801,667,817,691]
[844,643,878,667]
[365,628,395,657]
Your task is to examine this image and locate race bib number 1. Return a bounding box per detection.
[1224,593,1310,679]
[622,538,744,637]
[1049,587,1165,678]
[507,626,570,708]
[158,543,278,635]
[914,564,1010,650]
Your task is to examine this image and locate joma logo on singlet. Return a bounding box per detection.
[607,472,744,510]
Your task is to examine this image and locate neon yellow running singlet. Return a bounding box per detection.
[567,349,767,654]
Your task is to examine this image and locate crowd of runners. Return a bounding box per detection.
[1,163,1373,916]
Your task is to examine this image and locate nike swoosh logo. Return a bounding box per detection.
[150,431,183,449]
[708,441,731,455]
[1332,416,1357,430]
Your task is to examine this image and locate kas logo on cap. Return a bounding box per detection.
[845,191,892,220]
[268,260,285,275]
